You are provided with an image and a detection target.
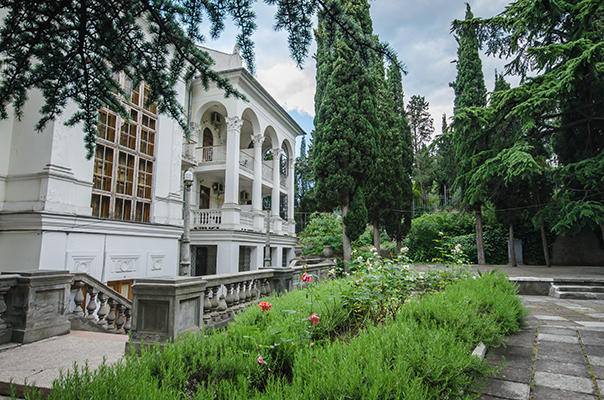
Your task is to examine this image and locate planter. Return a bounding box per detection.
[323,245,335,258]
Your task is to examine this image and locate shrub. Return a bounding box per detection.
[298,212,342,256]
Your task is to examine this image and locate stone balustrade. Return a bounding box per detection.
[70,272,132,335]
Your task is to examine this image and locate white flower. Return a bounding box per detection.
[402,265,410,270]
[401,247,409,253]
[367,266,373,272]
[356,256,363,262]
[453,244,462,254]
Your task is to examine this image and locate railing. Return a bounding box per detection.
[240,211,255,230]
[280,174,286,189]
[202,270,274,330]
[197,145,226,163]
[192,209,222,229]
[239,150,254,173]
[182,143,196,163]
[262,162,272,181]
[71,272,132,334]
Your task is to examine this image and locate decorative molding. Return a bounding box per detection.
[73,256,95,274]
[225,116,243,132]
[251,134,265,147]
[109,254,141,274]
[148,253,165,271]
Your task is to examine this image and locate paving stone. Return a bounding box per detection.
[533,371,595,394]
[480,378,530,400]
[583,345,604,357]
[587,355,604,367]
[486,354,533,370]
[536,350,586,364]
[538,326,577,336]
[534,359,590,377]
[532,385,598,400]
[579,330,604,339]
[576,321,604,329]
[542,320,581,327]
[581,336,604,346]
[585,313,604,319]
[490,345,534,358]
[494,366,532,384]
[504,335,536,348]
[538,333,579,344]
[475,395,507,400]
[590,365,604,380]
[536,340,583,354]
[534,315,566,321]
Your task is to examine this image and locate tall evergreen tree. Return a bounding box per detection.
[385,61,414,253]
[407,95,435,201]
[450,3,488,265]
[366,56,411,253]
[312,0,380,271]
[433,114,457,205]
[475,0,604,241]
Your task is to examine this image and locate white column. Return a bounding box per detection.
[271,148,282,219]
[287,159,296,235]
[252,134,265,212]
[224,117,243,205]
[222,116,243,229]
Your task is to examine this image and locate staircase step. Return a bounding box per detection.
[552,285,604,293]
[549,288,604,300]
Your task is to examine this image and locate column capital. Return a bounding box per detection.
[252,134,265,147]
[225,116,244,132]
[271,147,283,158]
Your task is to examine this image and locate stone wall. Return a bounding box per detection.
[551,227,604,266]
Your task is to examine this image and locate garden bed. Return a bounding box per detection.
[24,264,525,400]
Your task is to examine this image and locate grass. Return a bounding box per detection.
[19,271,525,400]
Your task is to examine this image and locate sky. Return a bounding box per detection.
[205,0,517,155]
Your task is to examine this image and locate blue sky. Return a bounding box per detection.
[206,0,517,157]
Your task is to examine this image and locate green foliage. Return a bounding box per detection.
[0,0,401,158]
[343,187,368,242]
[33,272,524,400]
[298,212,343,256]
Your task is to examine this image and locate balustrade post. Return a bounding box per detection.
[225,284,234,318]
[72,280,85,317]
[244,280,252,306]
[218,295,228,320]
[263,278,271,296]
[106,299,116,331]
[233,282,241,313]
[203,290,212,327]
[115,304,125,334]
[210,287,220,323]
[124,308,131,334]
[96,292,108,327]
[86,286,97,320]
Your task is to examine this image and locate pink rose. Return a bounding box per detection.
[301,272,312,282]
[308,313,319,325]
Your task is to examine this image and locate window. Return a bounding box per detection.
[91,74,157,222]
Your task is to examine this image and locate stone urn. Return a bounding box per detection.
[323,245,335,258]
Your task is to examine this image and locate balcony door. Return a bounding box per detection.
[203,128,213,161]
[199,185,210,209]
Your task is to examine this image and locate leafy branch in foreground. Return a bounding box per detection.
[0,0,402,159]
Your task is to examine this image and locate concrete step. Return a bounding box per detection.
[552,285,604,293]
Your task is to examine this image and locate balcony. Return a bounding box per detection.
[191,208,290,235]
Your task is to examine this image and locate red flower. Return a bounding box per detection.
[308,313,320,325]
[301,272,313,283]
[259,301,272,311]
[257,355,264,365]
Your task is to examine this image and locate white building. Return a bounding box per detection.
[0,46,303,298]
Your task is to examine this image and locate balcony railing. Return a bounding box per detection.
[239,150,254,173]
[197,145,226,163]
[182,143,196,163]
[280,174,286,189]
[192,209,222,229]
[262,163,272,181]
[240,211,255,230]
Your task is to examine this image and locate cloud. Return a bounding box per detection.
[256,60,317,118]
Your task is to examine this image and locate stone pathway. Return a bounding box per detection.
[478,296,604,400]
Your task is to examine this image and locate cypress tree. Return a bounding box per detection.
[313,0,379,270]
[450,3,488,265]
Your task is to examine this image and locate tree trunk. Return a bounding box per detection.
[342,201,352,273]
[508,223,517,267]
[373,221,381,254]
[475,209,486,265]
[396,220,402,255]
[540,222,551,268]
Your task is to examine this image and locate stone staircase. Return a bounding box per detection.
[549,279,604,300]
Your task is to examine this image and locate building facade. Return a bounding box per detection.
[0,46,302,297]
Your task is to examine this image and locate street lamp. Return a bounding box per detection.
[180,169,194,276]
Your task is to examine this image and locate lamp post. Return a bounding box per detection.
[264,209,271,267]
[180,169,194,276]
